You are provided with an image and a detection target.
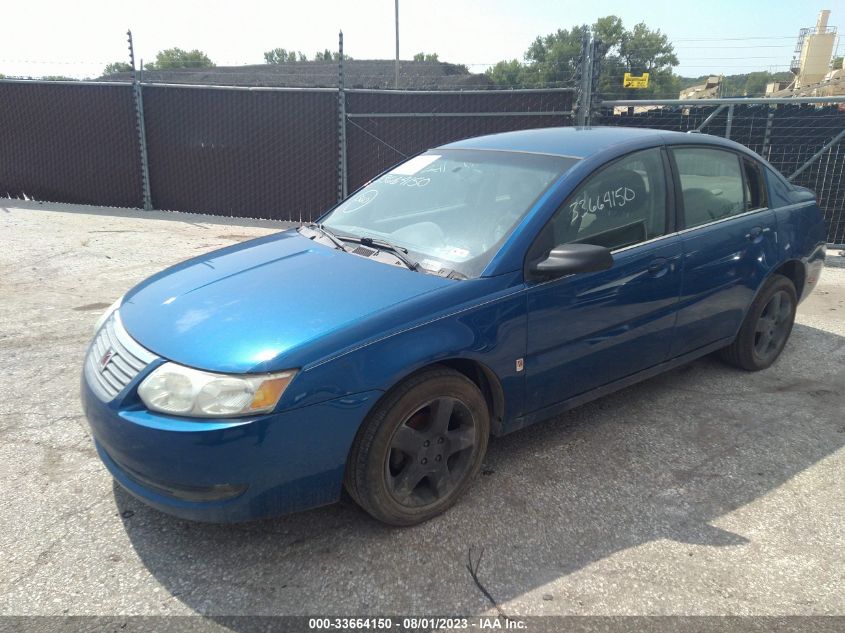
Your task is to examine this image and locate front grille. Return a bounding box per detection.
[84,311,158,402]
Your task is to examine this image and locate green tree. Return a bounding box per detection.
[487,59,524,85]
[486,16,681,97]
[413,52,439,62]
[485,23,588,88]
[102,61,132,76]
[832,56,843,70]
[522,27,585,87]
[739,71,774,96]
[313,49,351,61]
[264,48,307,64]
[145,48,215,70]
[592,16,625,54]
[41,75,77,81]
[602,21,679,98]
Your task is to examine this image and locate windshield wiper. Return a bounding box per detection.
[338,235,420,272]
[303,223,346,250]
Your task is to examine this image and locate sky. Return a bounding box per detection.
[2,0,844,79]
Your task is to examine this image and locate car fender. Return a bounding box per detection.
[280,272,528,430]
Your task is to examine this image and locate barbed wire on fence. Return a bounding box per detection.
[1,29,844,243]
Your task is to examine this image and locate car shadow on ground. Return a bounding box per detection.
[114,322,845,617]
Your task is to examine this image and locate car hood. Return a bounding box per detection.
[119,230,454,373]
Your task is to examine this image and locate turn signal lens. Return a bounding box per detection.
[249,375,294,411]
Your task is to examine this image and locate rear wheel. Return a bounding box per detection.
[345,366,489,526]
[718,274,797,371]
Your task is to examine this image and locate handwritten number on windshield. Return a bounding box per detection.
[383,175,431,188]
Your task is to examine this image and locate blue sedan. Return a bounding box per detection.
[82,127,827,525]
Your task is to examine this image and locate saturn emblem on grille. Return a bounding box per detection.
[99,349,115,372]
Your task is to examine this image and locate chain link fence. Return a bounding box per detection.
[0,75,843,243]
[0,79,575,223]
[344,89,573,192]
[596,100,845,244]
[0,81,142,207]
[142,85,339,221]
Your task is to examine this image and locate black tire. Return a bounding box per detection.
[344,366,490,526]
[718,274,797,371]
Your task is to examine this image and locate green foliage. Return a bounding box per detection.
[592,15,625,56]
[522,27,584,87]
[601,22,679,98]
[145,48,215,70]
[486,15,680,97]
[832,56,843,70]
[264,48,307,64]
[487,59,524,86]
[413,52,439,62]
[40,75,77,81]
[102,62,132,76]
[313,49,351,62]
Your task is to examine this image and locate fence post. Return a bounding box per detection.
[723,104,734,140]
[762,109,775,159]
[338,30,348,202]
[127,30,152,211]
[589,37,602,124]
[575,29,593,127]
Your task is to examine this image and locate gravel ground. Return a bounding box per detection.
[0,200,843,618]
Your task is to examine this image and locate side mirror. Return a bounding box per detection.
[531,243,613,278]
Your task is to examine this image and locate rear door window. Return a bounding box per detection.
[742,158,768,211]
[672,147,746,228]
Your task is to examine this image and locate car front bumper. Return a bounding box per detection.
[82,377,381,522]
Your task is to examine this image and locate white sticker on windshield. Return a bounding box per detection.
[390,154,441,175]
[446,247,469,259]
[419,259,443,273]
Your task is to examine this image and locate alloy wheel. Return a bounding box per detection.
[385,397,477,507]
[753,290,793,362]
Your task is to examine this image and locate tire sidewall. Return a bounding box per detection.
[742,275,797,370]
[356,371,490,525]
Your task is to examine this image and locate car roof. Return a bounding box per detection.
[437,126,743,159]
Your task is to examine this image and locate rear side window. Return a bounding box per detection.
[673,147,745,228]
[743,158,768,211]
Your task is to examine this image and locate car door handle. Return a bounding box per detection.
[745,226,763,240]
[647,258,669,277]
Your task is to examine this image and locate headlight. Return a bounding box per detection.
[138,363,297,418]
[94,296,123,333]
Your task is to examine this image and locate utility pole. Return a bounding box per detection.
[394,0,400,88]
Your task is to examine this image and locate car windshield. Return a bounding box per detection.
[320,149,578,278]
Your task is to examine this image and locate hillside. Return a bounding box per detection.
[678,71,793,97]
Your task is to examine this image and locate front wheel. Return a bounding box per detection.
[718,273,797,371]
[344,366,490,526]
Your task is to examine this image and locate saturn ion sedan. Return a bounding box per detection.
[82,127,826,526]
